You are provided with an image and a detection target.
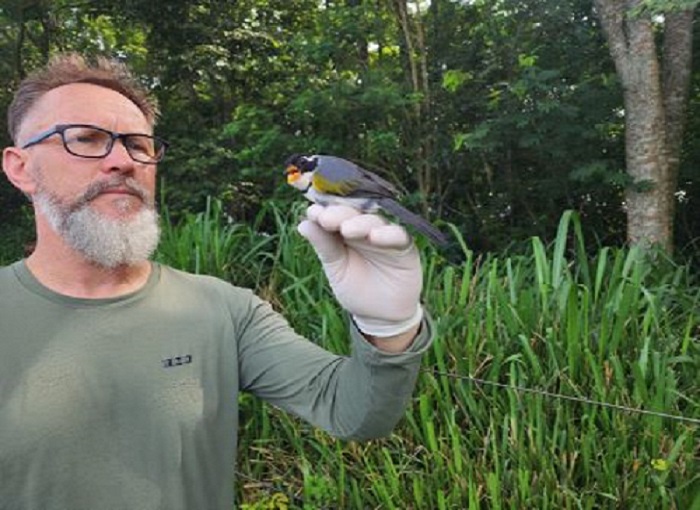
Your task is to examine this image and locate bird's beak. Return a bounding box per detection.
[285,165,301,185]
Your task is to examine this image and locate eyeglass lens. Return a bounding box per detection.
[62,126,164,163]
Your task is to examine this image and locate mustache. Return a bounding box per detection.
[76,178,153,208]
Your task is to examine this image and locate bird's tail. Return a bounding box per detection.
[378,198,449,247]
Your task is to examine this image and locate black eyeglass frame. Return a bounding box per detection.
[20,123,169,164]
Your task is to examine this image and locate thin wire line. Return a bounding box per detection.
[425,368,700,426]
[234,371,698,492]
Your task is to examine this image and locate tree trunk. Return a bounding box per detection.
[389,0,435,216]
[662,9,695,243]
[593,0,695,253]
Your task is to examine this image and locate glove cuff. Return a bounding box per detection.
[352,304,424,338]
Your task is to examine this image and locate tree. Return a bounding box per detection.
[592,0,697,253]
[433,0,626,250]
[388,0,437,215]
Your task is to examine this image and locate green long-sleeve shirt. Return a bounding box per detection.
[0,261,432,509]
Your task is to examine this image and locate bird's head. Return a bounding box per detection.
[284,154,317,191]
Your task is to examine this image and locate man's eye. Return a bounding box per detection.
[75,135,98,143]
[66,129,106,145]
[126,136,154,154]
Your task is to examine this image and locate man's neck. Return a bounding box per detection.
[25,244,153,299]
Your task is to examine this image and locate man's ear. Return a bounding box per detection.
[2,147,37,196]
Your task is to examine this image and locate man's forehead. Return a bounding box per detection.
[18,83,151,139]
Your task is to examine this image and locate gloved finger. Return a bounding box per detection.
[305,204,326,223]
[297,219,346,264]
[339,214,411,249]
[368,224,412,249]
[339,213,388,239]
[314,205,361,232]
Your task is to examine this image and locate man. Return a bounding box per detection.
[0,53,433,509]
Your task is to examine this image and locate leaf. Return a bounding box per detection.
[651,458,670,471]
[442,69,473,93]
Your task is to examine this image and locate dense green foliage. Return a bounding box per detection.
[154,203,699,509]
[1,2,699,506]
[3,0,700,255]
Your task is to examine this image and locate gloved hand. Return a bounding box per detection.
[297,204,424,337]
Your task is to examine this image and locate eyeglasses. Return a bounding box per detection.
[21,124,169,164]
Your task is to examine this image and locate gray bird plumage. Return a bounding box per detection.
[285,154,449,247]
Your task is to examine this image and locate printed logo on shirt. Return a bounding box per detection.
[162,354,193,368]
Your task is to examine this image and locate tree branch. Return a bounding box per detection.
[592,0,632,81]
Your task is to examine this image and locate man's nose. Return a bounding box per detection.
[100,138,135,173]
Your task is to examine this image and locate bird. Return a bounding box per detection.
[284,154,449,247]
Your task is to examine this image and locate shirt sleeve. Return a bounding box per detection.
[236,293,433,440]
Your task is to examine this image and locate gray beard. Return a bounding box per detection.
[34,177,160,269]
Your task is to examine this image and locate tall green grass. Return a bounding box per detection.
[157,202,699,509]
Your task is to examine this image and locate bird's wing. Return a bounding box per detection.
[357,164,400,196]
[314,156,398,198]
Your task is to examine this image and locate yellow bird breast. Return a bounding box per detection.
[312,172,356,196]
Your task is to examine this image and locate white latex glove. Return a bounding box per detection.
[297,204,424,337]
